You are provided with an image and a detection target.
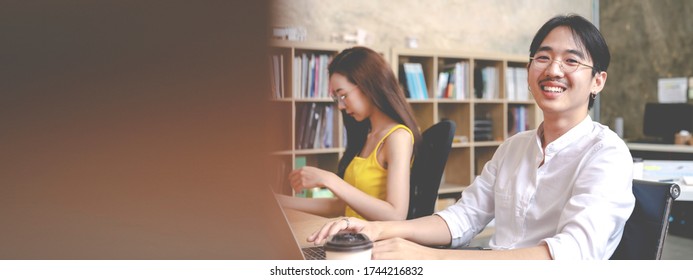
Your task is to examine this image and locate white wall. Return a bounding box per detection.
[271,0,594,55]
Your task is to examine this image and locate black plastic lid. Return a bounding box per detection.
[324,233,373,252]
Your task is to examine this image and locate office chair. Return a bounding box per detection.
[610,179,680,260]
[407,120,456,219]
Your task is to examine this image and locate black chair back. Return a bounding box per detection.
[610,179,680,260]
[407,120,455,219]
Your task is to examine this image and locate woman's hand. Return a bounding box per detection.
[288,166,337,193]
[307,217,381,245]
[372,237,442,260]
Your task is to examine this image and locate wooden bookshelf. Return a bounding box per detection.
[268,41,349,195]
[390,48,541,194]
[268,41,542,197]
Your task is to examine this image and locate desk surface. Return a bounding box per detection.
[284,207,497,248]
[627,142,693,153]
[642,160,693,201]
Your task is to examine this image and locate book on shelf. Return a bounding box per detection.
[438,61,468,100]
[474,119,494,141]
[402,63,418,99]
[473,66,498,100]
[444,70,454,99]
[295,103,335,149]
[294,156,309,197]
[474,66,483,99]
[307,54,315,98]
[321,55,330,98]
[306,103,321,148]
[314,55,321,98]
[312,103,334,149]
[437,71,449,98]
[506,67,529,101]
[481,67,498,99]
[268,54,284,99]
[293,53,333,99]
[299,103,316,149]
[402,62,428,100]
[304,103,317,149]
[454,62,468,100]
[311,54,325,98]
[398,64,410,98]
[279,55,284,98]
[309,104,323,148]
[505,67,516,101]
[300,53,308,98]
[294,156,306,169]
[508,105,529,136]
[514,67,529,101]
[416,63,428,99]
[317,55,322,98]
[295,102,310,149]
[268,56,276,98]
[323,105,333,148]
[293,56,300,98]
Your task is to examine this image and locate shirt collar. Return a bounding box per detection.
[536,115,593,155]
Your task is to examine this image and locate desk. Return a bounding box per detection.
[284,208,328,247]
[627,143,693,200]
[628,143,693,154]
[628,142,693,160]
[642,160,693,201]
[283,208,497,249]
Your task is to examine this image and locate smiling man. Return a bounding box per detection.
[308,14,635,260]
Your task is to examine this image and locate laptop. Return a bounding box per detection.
[235,184,327,260]
[272,193,328,260]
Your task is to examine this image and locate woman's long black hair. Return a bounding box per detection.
[328,47,421,178]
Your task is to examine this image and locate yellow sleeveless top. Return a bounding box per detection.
[343,124,414,220]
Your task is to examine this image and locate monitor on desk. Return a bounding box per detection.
[643,103,693,144]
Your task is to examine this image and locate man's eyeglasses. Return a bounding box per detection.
[529,56,594,73]
[330,87,356,106]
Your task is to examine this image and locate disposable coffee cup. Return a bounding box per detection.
[325,233,372,260]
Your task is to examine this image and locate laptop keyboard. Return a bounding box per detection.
[301,246,325,260]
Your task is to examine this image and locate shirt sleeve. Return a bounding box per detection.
[435,142,505,248]
[541,139,635,260]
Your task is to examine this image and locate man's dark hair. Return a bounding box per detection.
[529,14,610,110]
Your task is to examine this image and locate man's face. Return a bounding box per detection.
[528,26,606,120]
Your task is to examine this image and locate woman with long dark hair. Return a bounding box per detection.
[277,46,421,221]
